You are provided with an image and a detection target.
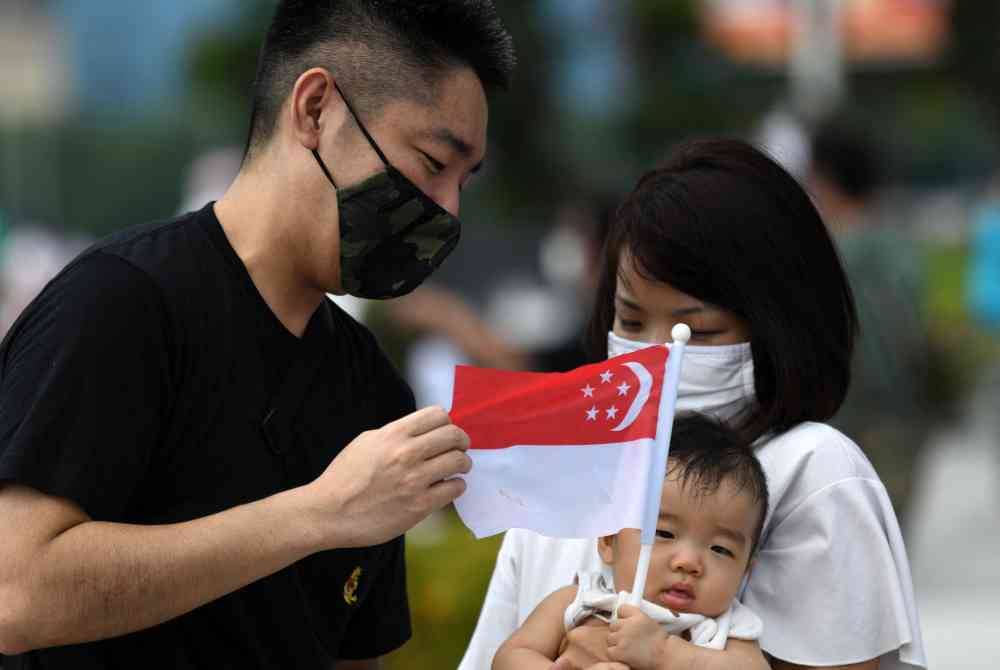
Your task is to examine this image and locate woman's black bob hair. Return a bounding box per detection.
[587,138,858,443]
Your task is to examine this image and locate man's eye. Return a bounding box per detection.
[422,152,445,174]
[655,530,675,541]
[711,545,735,558]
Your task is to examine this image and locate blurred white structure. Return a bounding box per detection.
[0,226,88,336]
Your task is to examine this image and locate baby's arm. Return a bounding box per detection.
[568,604,770,670]
[492,585,578,670]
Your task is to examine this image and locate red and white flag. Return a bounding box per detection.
[450,345,675,539]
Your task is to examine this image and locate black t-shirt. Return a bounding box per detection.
[0,204,414,669]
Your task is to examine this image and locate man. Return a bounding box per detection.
[0,1,515,668]
[807,115,929,525]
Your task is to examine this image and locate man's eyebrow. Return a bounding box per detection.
[422,127,484,172]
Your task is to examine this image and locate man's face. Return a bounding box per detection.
[305,66,488,293]
[326,66,488,218]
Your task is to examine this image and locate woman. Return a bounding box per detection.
[459,139,925,669]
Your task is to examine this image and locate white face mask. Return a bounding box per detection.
[607,331,756,421]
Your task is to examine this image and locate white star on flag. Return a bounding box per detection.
[600,370,614,384]
[617,382,631,396]
[605,405,619,420]
[586,406,598,421]
[581,384,595,398]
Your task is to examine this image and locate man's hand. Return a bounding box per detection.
[607,605,667,670]
[308,406,471,548]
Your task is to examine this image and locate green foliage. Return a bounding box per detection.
[384,509,503,669]
[922,241,1000,419]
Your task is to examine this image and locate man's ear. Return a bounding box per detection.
[287,68,345,151]
[597,535,616,566]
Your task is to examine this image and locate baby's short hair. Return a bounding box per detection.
[667,412,769,556]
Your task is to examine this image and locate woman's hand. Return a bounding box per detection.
[607,605,668,670]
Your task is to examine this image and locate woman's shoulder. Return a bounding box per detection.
[755,422,884,519]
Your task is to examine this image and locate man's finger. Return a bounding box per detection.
[390,405,451,437]
[416,448,473,486]
[425,476,467,510]
[411,423,470,460]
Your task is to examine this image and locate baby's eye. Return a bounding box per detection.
[655,530,675,541]
[711,545,735,558]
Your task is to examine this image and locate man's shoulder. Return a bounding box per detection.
[91,206,217,285]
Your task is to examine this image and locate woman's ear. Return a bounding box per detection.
[597,535,616,565]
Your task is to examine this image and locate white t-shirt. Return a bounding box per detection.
[458,422,927,669]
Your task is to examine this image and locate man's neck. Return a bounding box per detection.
[213,166,326,339]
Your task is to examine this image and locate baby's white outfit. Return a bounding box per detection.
[563,569,762,650]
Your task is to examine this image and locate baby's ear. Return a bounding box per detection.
[597,535,616,565]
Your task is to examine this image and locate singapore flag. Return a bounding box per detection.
[450,344,677,539]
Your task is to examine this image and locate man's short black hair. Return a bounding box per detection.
[245,0,516,159]
[667,412,769,557]
[811,117,883,201]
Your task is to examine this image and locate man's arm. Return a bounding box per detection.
[0,483,319,654]
[0,407,471,654]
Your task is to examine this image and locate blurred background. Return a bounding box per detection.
[2,0,999,667]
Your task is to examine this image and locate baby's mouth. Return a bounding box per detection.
[658,583,695,611]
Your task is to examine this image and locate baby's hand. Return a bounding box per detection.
[607,604,668,670]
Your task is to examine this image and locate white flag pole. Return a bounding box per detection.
[627,323,690,607]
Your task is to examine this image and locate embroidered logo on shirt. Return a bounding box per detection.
[344,566,363,605]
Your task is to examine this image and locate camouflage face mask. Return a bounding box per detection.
[312,84,461,300]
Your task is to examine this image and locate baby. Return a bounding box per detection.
[493,413,769,669]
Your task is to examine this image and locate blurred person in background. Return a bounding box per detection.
[807,116,931,524]
[0,1,515,668]
[461,139,925,670]
[386,194,616,409]
[966,175,1000,333]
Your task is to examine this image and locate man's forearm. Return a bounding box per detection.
[1,486,321,653]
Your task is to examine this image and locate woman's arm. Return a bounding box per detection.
[648,636,770,670]
[458,533,524,670]
[770,658,879,670]
[493,586,577,670]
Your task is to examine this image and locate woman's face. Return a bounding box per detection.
[613,252,751,346]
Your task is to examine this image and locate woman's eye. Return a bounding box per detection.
[618,319,643,332]
[688,329,722,341]
[655,530,675,541]
[711,545,735,558]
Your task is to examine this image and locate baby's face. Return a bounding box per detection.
[599,472,758,618]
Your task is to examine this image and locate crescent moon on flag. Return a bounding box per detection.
[611,362,653,432]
